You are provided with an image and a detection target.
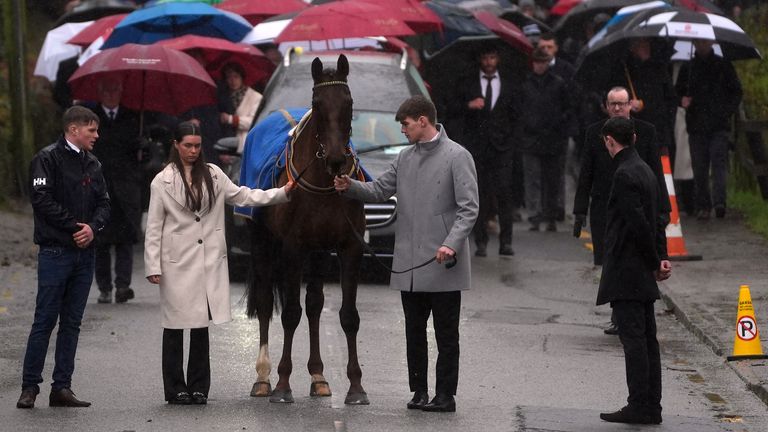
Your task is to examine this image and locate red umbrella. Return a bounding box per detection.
[67,13,127,47]
[216,0,308,26]
[551,0,583,16]
[275,2,417,43]
[157,35,275,87]
[473,11,533,55]
[68,43,216,116]
[357,0,443,33]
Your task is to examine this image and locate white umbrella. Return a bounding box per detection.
[241,18,291,45]
[33,21,93,81]
[78,36,106,66]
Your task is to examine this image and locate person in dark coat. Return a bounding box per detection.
[608,38,677,161]
[574,87,671,265]
[89,79,143,304]
[676,39,743,220]
[597,116,671,425]
[458,45,518,256]
[537,33,579,222]
[574,87,671,335]
[515,47,572,232]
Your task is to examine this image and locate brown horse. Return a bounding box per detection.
[246,54,369,405]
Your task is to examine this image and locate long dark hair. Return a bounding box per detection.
[168,121,215,212]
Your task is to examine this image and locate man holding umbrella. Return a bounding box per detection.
[90,78,143,304]
[676,39,743,220]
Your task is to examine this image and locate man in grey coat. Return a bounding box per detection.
[334,96,479,413]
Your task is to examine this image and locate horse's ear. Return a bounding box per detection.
[337,54,349,80]
[311,57,323,82]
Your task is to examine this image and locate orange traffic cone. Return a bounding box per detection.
[727,285,768,360]
[661,155,702,261]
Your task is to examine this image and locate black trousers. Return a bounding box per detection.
[95,242,133,292]
[401,291,461,395]
[473,150,515,248]
[612,301,662,412]
[162,328,210,400]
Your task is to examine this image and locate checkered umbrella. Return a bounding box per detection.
[633,9,761,60]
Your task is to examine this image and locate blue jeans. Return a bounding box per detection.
[22,246,94,392]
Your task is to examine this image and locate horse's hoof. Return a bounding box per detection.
[269,389,294,403]
[310,380,332,397]
[344,391,369,405]
[250,381,272,397]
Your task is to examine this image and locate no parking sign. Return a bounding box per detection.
[727,285,768,360]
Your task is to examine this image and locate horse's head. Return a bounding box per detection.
[311,55,353,177]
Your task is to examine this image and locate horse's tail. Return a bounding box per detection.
[244,218,282,319]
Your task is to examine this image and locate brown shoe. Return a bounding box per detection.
[16,388,38,409]
[49,388,91,407]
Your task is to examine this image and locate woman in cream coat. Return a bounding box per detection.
[144,121,294,405]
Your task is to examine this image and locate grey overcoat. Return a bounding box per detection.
[346,125,479,292]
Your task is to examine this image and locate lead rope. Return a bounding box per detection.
[343,212,457,274]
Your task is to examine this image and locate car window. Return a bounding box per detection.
[258,54,424,120]
[351,111,407,151]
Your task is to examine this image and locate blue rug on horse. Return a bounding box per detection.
[235,108,371,220]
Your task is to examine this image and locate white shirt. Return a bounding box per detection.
[65,139,81,154]
[479,70,500,110]
[102,105,119,119]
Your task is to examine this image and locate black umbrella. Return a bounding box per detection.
[553,0,641,40]
[54,0,136,26]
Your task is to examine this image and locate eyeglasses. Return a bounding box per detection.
[607,101,630,108]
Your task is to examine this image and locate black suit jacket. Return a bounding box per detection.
[458,72,517,161]
[573,118,670,264]
[91,105,143,244]
[597,147,668,305]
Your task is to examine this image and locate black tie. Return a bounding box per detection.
[108,110,115,121]
[483,75,494,111]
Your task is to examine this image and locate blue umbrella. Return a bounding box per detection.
[101,2,252,49]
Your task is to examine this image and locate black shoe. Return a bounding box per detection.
[421,393,455,412]
[49,388,91,407]
[191,392,207,405]
[475,245,487,257]
[696,209,710,220]
[545,221,557,232]
[406,390,429,409]
[715,207,726,218]
[168,392,192,405]
[599,405,650,424]
[499,245,515,256]
[647,408,662,424]
[115,287,135,304]
[16,387,38,409]
[603,323,619,335]
[529,223,540,232]
[97,291,112,304]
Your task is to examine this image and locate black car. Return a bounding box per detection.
[218,49,431,275]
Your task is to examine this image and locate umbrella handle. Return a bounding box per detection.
[623,63,638,101]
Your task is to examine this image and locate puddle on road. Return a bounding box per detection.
[688,373,706,383]
[704,392,727,404]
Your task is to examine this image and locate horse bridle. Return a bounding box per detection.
[287,80,359,195]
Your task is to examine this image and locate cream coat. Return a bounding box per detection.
[234,88,261,153]
[144,163,288,329]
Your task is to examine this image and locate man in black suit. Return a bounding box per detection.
[573,87,671,334]
[597,117,671,425]
[459,45,518,257]
[90,79,143,304]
